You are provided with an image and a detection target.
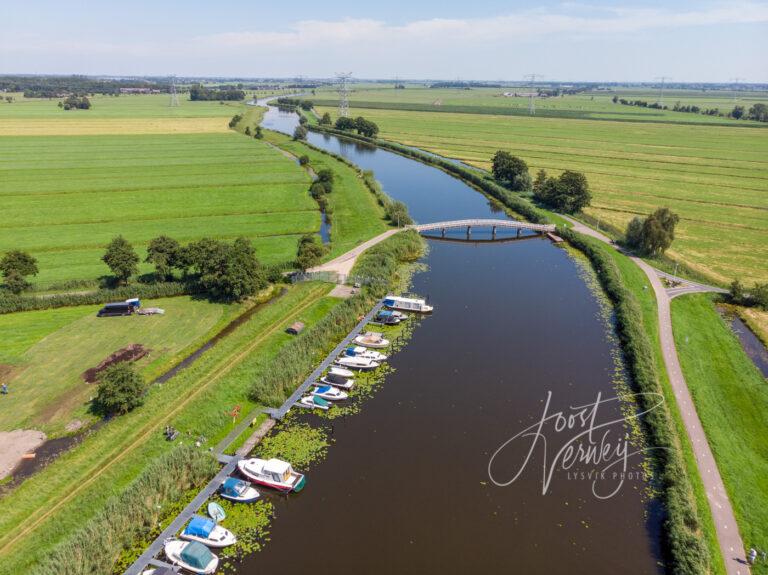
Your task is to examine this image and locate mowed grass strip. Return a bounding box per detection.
[671,294,768,575]
[317,107,768,284]
[0,283,334,573]
[0,117,229,136]
[0,132,317,286]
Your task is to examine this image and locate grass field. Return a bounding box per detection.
[316,106,768,284]
[0,282,339,574]
[671,294,768,574]
[0,296,240,435]
[312,85,768,126]
[0,132,317,286]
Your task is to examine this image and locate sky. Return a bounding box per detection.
[1,0,767,82]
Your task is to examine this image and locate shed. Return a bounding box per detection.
[286,321,305,335]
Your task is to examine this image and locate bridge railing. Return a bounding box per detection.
[410,219,556,233]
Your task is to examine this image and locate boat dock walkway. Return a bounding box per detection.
[266,299,385,420]
[123,299,386,574]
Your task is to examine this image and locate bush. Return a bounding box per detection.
[295,234,327,271]
[93,363,147,416]
[0,250,38,294]
[28,446,217,575]
[298,155,310,166]
[293,125,308,141]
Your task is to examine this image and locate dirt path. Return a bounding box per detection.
[560,215,749,574]
[0,430,46,480]
[0,284,328,557]
[310,229,401,277]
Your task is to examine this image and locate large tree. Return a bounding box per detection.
[93,363,146,416]
[491,151,531,191]
[533,170,591,213]
[0,250,38,294]
[296,234,327,271]
[102,236,139,284]
[145,235,181,280]
[624,207,680,256]
[319,112,332,125]
[186,237,267,301]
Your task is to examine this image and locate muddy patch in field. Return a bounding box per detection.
[0,364,18,384]
[81,344,150,383]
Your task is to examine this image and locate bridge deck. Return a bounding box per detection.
[410,219,556,233]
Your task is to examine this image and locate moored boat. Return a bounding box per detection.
[320,367,354,389]
[373,310,406,325]
[238,458,307,492]
[297,394,330,410]
[218,477,260,503]
[180,515,236,548]
[207,502,226,523]
[384,295,433,313]
[312,385,348,401]
[164,539,219,574]
[354,331,390,348]
[341,346,388,362]
[335,356,380,370]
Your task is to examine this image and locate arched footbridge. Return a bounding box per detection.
[411,218,556,237]
[309,218,556,277]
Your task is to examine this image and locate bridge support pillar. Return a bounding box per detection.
[466,225,472,238]
[441,228,446,237]
[492,225,497,239]
[516,228,521,238]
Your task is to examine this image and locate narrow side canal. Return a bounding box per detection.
[242,103,664,574]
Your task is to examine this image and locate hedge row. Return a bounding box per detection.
[249,230,423,407]
[0,281,195,314]
[560,228,708,575]
[28,445,217,575]
[307,125,549,224]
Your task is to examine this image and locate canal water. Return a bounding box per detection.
[243,104,663,574]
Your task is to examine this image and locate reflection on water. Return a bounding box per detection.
[243,103,663,574]
[718,307,768,377]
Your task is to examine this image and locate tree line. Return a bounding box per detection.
[612,95,768,122]
[189,84,245,101]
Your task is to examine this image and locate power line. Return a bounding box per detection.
[730,77,745,102]
[523,74,543,115]
[169,75,179,107]
[336,72,352,118]
[655,76,672,106]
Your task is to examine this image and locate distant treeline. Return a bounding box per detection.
[612,95,768,122]
[428,81,503,89]
[189,84,245,101]
[276,97,314,110]
[0,75,171,97]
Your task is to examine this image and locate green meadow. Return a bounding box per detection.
[0,132,317,287]
[316,105,768,284]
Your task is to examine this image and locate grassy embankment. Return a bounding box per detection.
[672,294,768,575]
[0,281,336,574]
[313,105,768,287]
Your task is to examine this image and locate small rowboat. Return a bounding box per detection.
[312,385,348,401]
[164,539,218,574]
[238,458,307,493]
[297,394,330,410]
[180,515,236,548]
[207,502,226,522]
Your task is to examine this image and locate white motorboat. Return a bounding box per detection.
[353,331,390,349]
[238,458,307,492]
[341,346,388,362]
[335,356,380,370]
[180,515,236,548]
[312,385,348,401]
[164,539,219,574]
[384,295,433,313]
[297,394,330,410]
[218,477,260,503]
[320,368,354,389]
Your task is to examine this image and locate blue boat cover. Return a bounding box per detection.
[383,298,395,306]
[345,347,357,356]
[180,541,214,568]
[184,515,215,538]
[378,310,393,317]
[314,396,330,406]
[221,477,244,497]
[316,385,331,393]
